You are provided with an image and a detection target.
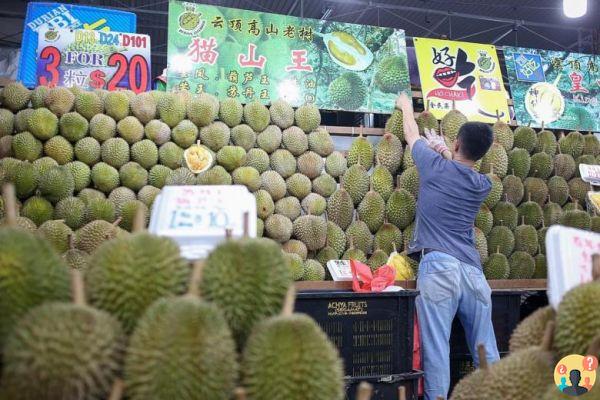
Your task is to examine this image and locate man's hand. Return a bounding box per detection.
[424,128,453,160]
[396,92,414,113]
[395,93,420,150]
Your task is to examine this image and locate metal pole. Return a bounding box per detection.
[424,15,448,38]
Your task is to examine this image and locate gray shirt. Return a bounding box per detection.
[407,139,491,268]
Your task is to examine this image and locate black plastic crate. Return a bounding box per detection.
[296,290,418,376]
[345,371,423,400]
[449,290,522,355]
[450,352,508,395]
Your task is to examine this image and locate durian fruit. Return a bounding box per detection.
[1,81,31,112]
[509,306,555,353]
[543,202,563,227]
[518,194,544,228]
[558,130,584,158]
[59,111,89,142]
[219,98,244,127]
[533,254,546,279]
[144,119,171,145]
[12,131,42,161]
[78,188,106,204]
[523,177,549,207]
[242,288,344,400]
[75,219,125,253]
[149,164,173,188]
[301,193,326,216]
[297,151,324,179]
[116,115,144,144]
[484,171,503,209]
[13,108,31,133]
[89,113,117,142]
[265,214,293,243]
[480,143,508,178]
[86,216,189,333]
[159,142,184,169]
[38,219,73,253]
[196,165,232,185]
[186,93,218,127]
[502,172,525,205]
[282,126,308,156]
[326,185,354,230]
[0,135,12,158]
[255,189,275,220]
[342,163,370,205]
[509,251,535,279]
[568,177,589,206]
[554,271,600,358]
[282,239,308,260]
[44,87,75,116]
[303,259,326,280]
[286,173,312,200]
[474,227,488,263]
[54,196,86,229]
[63,235,89,270]
[347,128,374,170]
[385,109,405,142]
[583,133,600,156]
[245,148,271,173]
[514,217,539,255]
[492,199,517,230]
[86,198,116,223]
[157,92,186,127]
[104,90,130,121]
[312,173,337,198]
[507,148,531,179]
[269,149,296,178]
[284,252,305,281]
[575,154,595,177]
[547,175,570,206]
[484,247,510,280]
[316,243,338,268]
[137,185,160,208]
[553,151,576,180]
[21,195,54,226]
[492,118,514,151]
[329,72,367,109]
[559,207,591,230]
[375,133,403,175]
[74,91,104,120]
[260,170,287,201]
[357,182,385,233]
[44,135,74,165]
[108,187,136,214]
[326,220,347,257]
[231,124,257,151]
[201,236,291,347]
[233,166,261,192]
[371,157,394,201]
[475,204,493,235]
[39,166,75,203]
[368,247,389,270]
[529,152,554,179]
[0,270,124,400]
[118,200,149,231]
[513,125,538,153]
[487,225,515,257]
[28,107,59,140]
[440,108,467,142]
[374,221,403,255]
[325,151,348,178]
[120,162,148,191]
[386,178,416,230]
[125,261,238,400]
[399,165,420,198]
[293,213,327,251]
[0,185,70,347]
[269,99,294,129]
[535,128,557,156]
[217,145,247,172]
[131,139,159,169]
[308,128,334,157]
[101,137,130,168]
[592,215,600,233]
[345,215,373,255]
[171,119,199,149]
[294,103,321,133]
[244,100,271,132]
[30,85,49,109]
[256,125,282,154]
[14,161,38,199]
[416,110,438,135]
[165,167,195,186]
[342,237,367,263]
[69,139,97,175]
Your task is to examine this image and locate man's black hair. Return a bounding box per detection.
[457,122,493,161]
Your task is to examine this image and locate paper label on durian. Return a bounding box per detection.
[413,37,510,124]
[166,0,411,113]
[504,46,600,132]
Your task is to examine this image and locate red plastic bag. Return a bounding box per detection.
[350,259,396,292]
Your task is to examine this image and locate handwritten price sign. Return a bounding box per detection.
[36,27,151,93]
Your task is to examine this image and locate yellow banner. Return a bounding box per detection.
[414,37,510,124]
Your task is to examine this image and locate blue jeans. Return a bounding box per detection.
[415,251,500,400]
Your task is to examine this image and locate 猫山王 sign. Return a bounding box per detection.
[504,46,600,132]
[36,28,151,93]
[18,2,136,88]
[167,0,411,113]
[413,37,510,124]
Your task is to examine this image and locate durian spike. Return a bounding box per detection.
[242,211,249,237]
[187,260,204,297]
[131,207,146,233]
[540,321,555,352]
[281,285,296,317]
[233,388,247,400]
[71,269,86,306]
[108,379,125,400]
[392,242,398,254]
[477,343,489,371]
[196,140,201,146]
[592,254,600,281]
[356,382,373,400]
[398,386,406,400]
[2,183,17,227]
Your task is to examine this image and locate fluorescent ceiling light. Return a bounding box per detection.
[563,0,587,18]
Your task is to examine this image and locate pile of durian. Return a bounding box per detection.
[0,80,599,283]
[0,184,345,400]
[450,265,600,400]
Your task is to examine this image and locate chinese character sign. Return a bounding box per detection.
[18,2,136,88]
[504,46,600,132]
[167,1,411,113]
[36,28,151,93]
[413,38,510,124]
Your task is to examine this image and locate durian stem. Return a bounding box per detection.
[2,183,17,227]
[71,269,86,306]
[108,379,125,400]
[243,212,249,237]
[187,260,204,297]
[131,208,146,233]
[396,175,401,188]
[592,254,600,281]
[356,382,373,400]
[540,321,555,352]
[225,228,233,239]
[398,386,406,400]
[541,121,545,131]
[496,246,500,255]
[281,285,296,317]
[521,216,525,226]
[233,388,247,400]
[106,218,122,240]
[392,242,398,254]
[477,343,489,370]
[68,233,76,250]
[495,109,500,122]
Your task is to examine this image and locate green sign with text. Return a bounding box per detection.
[167,1,410,113]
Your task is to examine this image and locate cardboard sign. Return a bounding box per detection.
[18,2,136,88]
[326,259,353,281]
[546,225,600,308]
[149,185,256,260]
[36,27,151,93]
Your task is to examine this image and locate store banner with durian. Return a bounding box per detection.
[166,1,411,113]
[413,37,510,124]
[504,46,600,132]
